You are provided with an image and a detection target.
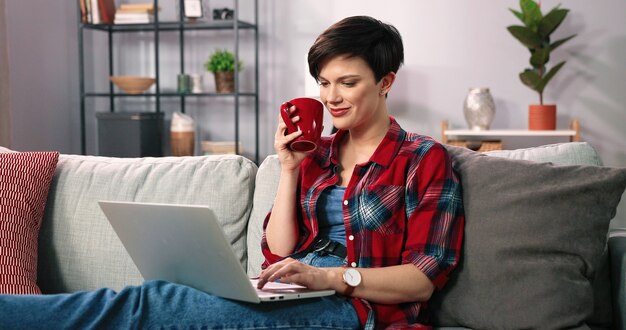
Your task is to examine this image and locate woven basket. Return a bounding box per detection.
[446,140,502,152]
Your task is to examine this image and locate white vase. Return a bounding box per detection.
[463,87,496,130]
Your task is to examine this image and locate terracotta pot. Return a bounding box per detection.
[528,104,556,130]
[214,71,235,93]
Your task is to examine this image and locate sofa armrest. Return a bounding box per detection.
[609,229,626,330]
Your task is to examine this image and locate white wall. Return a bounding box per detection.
[259,0,626,168]
[4,0,79,153]
[3,1,626,225]
[0,0,10,147]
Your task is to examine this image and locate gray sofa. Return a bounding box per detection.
[6,142,625,329]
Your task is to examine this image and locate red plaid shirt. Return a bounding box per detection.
[262,117,464,329]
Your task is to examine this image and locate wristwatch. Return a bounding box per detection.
[342,267,362,296]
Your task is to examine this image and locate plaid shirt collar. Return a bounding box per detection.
[322,116,406,169]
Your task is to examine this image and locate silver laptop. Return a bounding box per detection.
[98,201,335,303]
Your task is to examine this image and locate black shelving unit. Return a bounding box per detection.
[78,0,259,163]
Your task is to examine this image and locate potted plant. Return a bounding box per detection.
[204,49,243,93]
[507,0,576,130]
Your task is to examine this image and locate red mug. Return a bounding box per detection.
[280,97,324,152]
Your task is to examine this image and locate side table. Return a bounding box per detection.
[441,119,580,151]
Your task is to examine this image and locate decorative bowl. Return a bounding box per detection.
[110,76,156,94]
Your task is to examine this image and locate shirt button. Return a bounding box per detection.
[343,200,348,206]
[351,262,357,267]
[348,235,354,241]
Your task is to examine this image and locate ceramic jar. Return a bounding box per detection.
[463,87,496,130]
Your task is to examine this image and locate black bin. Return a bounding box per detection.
[96,112,164,157]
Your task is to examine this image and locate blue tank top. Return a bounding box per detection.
[316,185,346,246]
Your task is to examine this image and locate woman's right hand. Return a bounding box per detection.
[274,105,308,171]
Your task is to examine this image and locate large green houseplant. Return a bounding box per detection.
[507,0,576,130]
[204,49,243,93]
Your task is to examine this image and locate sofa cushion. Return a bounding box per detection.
[38,154,257,293]
[247,155,281,276]
[486,142,616,326]
[608,231,626,329]
[484,141,603,166]
[429,143,626,329]
[0,149,59,294]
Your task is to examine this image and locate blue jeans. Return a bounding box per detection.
[0,252,359,329]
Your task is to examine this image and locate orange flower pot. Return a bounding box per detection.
[528,104,556,130]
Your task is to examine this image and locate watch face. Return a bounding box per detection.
[343,268,362,287]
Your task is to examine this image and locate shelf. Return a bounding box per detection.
[443,129,577,138]
[82,20,257,32]
[78,0,260,162]
[86,92,258,97]
[440,119,581,145]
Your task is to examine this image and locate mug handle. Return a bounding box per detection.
[280,101,298,134]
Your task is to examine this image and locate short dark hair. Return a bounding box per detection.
[308,16,404,83]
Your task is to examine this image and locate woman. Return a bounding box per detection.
[0,16,463,329]
[258,15,464,328]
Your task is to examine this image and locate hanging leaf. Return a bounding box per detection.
[520,69,542,92]
[510,9,525,24]
[536,61,566,93]
[520,0,542,32]
[530,47,550,68]
[550,35,577,52]
[538,8,569,38]
[507,26,542,49]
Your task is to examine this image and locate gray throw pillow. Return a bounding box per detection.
[429,146,626,329]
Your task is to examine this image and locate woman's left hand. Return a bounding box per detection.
[256,258,336,291]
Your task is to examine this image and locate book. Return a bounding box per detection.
[90,0,100,24]
[115,12,152,19]
[97,0,116,24]
[79,0,87,24]
[119,3,157,10]
[116,7,155,14]
[84,0,92,23]
[114,11,153,24]
[114,18,153,24]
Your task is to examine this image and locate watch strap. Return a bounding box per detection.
[343,283,356,296]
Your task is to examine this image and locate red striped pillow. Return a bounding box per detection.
[0,151,59,294]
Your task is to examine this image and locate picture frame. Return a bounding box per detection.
[183,0,203,19]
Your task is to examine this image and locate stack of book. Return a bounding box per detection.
[79,0,115,24]
[114,3,156,24]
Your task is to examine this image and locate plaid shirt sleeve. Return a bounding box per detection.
[402,143,464,289]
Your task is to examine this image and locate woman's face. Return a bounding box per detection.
[318,56,387,132]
